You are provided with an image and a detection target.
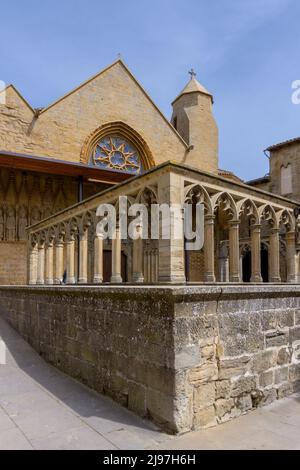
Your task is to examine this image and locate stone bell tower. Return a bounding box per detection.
[171,70,218,174]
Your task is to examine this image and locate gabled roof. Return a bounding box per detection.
[265,137,300,151]
[172,77,213,104]
[0,84,35,113]
[246,175,270,186]
[2,59,188,149]
[218,168,243,183]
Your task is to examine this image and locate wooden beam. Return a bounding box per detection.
[0,151,131,183]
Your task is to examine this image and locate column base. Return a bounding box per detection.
[45,279,54,285]
[204,273,216,282]
[66,277,76,285]
[158,275,186,283]
[269,276,281,282]
[229,275,240,283]
[132,272,144,283]
[36,280,44,285]
[54,279,62,285]
[110,274,122,283]
[250,274,262,282]
[78,278,88,284]
[93,275,103,284]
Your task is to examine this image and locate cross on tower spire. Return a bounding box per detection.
[188,68,196,80]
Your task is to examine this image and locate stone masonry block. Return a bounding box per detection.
[128,381,147,416]
[215,398,235,418]
[289,326,300,345]
[252,349,277,373]
[236,394,253,413]
[215,380,231,399]
[259,370,274,388]
[188,362,218,385]
[274,366,289,384]
[265,330,288,348]
[193,405,216,429]
[218,355,251,380]
[193,382,215,410]
[277,347,291,365]
[277,310,295,328]
[231,376,257,397]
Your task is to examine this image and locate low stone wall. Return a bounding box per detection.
[0,285,299,433]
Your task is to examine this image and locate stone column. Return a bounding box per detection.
[111,223,122,283]
[239,256,243,282]
[219,243,229,282]
[93,233,103,283]
[29,244,38,285]
[132,224,144,283]
[296,252,300,283]
[250,224,262,282]
[286,231,296,283]
[157,172,186,283]
[36,242,45,285]
[65,236,76,284]
[147,249,151,282]
[45,242,54,285]
[269,228,280,282]
[54,239,64,284]
[151,249,157,282]
[229,220,240,282]
[78,230,88,284]
[143,248,148,282]
[219,256,229,282]
[204,215,215,282]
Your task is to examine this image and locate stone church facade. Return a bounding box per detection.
[1,60,300,433]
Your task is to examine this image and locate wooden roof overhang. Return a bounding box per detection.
[0,150,131,185]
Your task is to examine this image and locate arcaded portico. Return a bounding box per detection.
[26,162,300,286]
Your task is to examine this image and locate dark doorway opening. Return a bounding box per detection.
[103,250,127,282]
[242,250,251,282]
[261,245,269,282]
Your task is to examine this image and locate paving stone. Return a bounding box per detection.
[31,425,117,450]
[0,408,15,433]
[0,427,33,450]
[13,406,83,441]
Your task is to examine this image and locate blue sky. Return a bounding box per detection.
[0,0,299,181]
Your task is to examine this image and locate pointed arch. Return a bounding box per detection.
[135,185,158,204]
[184,184,213,215]
[237,198,259,225]
[80,121,155,171]
[278,209,295,231]
[259,204,278,229]
[212,191,238,220]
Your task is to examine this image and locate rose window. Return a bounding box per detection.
[93,136,142,174]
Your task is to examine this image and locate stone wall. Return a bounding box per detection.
[270,143,300,200]
[176,285,300,428]
[0,285,299,433]
[0,167,104,284]
[0,242,27,284]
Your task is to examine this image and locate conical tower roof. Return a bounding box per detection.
[172,76,213,104]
